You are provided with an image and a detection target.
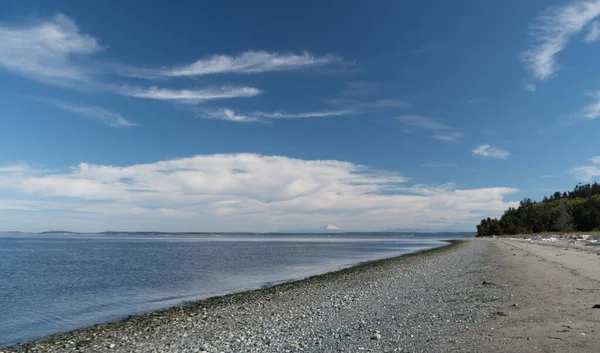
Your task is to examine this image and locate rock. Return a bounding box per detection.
[371,332,382,340]
[109,343,116,349]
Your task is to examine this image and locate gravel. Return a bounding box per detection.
[2,240,506,352]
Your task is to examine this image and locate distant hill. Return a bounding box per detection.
[38,231,78,235]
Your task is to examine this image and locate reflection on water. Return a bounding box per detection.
[0,232,469,347]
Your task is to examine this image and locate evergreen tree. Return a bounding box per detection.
[476,183,600,236]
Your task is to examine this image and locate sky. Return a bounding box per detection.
[1,0,600,232]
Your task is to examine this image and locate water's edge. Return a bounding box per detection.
[6,240,465,350]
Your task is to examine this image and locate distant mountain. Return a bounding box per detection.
[278,224,344,233]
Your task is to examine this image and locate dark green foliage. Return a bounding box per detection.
[476,182,600,236]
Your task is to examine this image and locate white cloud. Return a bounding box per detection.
[50,101,136,127]
[0,13,101,87]
[0,163,54,175]
[582,91,600,119]
[198,108,357,123]
[472,145,510,159]
[585,20,600,42]
[573,156,600,181]
[0,14,344,115]
[254,110,356,119]
[163,51,341,77]
[120,86,261,103]
[200,109,262,123]
[0,155,518,231]
[525,83,537,92]
[521,0,600,81]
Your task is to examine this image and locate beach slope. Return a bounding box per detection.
[3,239,599,352]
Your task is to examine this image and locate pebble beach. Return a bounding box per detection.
[2,240,508,352]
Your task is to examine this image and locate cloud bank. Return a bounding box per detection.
[0,154,518,232]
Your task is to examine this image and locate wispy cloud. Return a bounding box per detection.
[582,91,600,119]
[161,51,341,77]
[0,155,519,231]
[395,115,462,142]
[200,109,262,123]
[51,101,136,127]
[432,132,464,142]
[254,110,356,119]
[0,13,101,87]
[585,20,600,42]
[525,84,537,92]
[396,115,452,131]
[202,96,411,124]
[472,144,510,159]
[521,0,600,81]
[120,86,261,103]
[199,108,356,123]
[573,156,600,181]
[0,14,344,117]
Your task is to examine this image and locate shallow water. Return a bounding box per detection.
[0,232,469,347]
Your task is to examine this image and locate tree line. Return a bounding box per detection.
[476,182,600,236]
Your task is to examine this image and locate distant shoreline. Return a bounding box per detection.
[1,231,475,236]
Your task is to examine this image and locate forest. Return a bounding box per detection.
[476,182,600,236]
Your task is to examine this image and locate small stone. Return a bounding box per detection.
[109,343,116,348]
[372,332,382,340]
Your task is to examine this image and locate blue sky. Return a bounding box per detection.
[1,0,600,232]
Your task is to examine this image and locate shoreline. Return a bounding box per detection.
[10,238,597,352]
[2,240,460,351]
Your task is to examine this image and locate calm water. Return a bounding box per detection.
[0,233,467,347]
